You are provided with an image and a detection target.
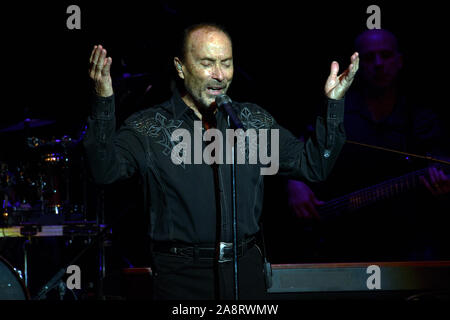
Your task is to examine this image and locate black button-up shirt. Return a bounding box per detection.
[83,89,345,243]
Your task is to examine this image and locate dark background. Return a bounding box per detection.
[1,1,449,298]
[2,1,448,131]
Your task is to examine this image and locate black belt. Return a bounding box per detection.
[152,237,256,263]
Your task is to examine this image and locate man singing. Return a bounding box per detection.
[83,23,359,299]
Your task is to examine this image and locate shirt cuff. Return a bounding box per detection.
[91,94,115,120]
[326,97,345,122]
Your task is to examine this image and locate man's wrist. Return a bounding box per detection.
[91,94,115,119]
[326,97,345,122]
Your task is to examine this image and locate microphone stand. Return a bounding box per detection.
[231,135,239,300]
[222,102,244,301]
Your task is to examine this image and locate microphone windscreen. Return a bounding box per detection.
[215,94,232,107]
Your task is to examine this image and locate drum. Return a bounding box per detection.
[0,255,30,300]
[39,151,69,215]
[27,136,79,217]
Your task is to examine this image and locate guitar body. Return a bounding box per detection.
[298,166,450,262]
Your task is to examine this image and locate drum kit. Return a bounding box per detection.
[0,117,105,300]
[1,119,85,224]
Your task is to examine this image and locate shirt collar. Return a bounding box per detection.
[165,86,224,120]
[164,86,192,120]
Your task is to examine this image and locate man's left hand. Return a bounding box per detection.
[325,52,359,100]
[420,167,450,196]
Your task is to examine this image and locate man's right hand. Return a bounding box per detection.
[89,45,113,97]
[287,180,324,220]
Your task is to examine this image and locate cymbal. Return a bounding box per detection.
[0,119,56,133]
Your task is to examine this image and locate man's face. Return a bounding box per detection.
[358,31,402,89]
[176,28,234,109]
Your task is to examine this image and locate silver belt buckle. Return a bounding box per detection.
[218,242,233,263]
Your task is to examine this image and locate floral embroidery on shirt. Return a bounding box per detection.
[130,112,184,158]
[237,107,275,162]
[239,107,274,130]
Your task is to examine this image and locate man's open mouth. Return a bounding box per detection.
[207,86,225,95]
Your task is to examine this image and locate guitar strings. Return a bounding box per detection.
[317,167,430,217]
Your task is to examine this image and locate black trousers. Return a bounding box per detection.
[150,245,269,300]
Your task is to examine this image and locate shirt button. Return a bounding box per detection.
[323,149,330,158]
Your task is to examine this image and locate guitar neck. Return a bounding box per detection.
[318,167,441,218]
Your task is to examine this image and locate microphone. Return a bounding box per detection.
[215,94,244,129]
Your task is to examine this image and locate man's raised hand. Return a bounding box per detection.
[89,45,113,97]
[325,52,359,100]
